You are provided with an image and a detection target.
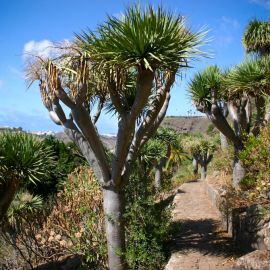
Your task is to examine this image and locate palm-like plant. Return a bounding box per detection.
[77,5,205,72]
[188,65,250,186]
[188,65,241,143]
[188,65,223,111]
[243,19,270,56]
[0,132,54,220]
[26,4,206,270]
[7,192,43,225]
[225,56,270,135]
[224,57,270,96]
[182,136,215,180]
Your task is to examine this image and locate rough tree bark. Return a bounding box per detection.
[220,132,229,151]
[228,98,250,186]
[154,163,162,190]
[103,186,126,270]
[252,95,266,136]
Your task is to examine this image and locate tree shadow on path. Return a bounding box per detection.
[168,218,242,258]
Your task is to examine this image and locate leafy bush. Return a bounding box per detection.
[1,167,107,270]
[240,124,270,200]
[27,136,86,198]
[208,147,233,174]
[124,172,172,270]
[0,132,54,220]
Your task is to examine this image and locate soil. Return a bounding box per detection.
[165,180,237,270]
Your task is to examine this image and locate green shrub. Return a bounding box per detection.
[27,136,86,198]
[240,124,270,200]
[208,147,233,174]
[124,172,172,270]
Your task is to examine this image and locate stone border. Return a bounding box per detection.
[202,178,233,234]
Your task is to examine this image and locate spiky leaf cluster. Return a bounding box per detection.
[7,192,43,225]
[182,136,215,158]
[224,56,270,97]
[77,5,206,72]
[243,19,270,56]
[188,65,223,108]
[0,132,54,184]
[154,127,179,147]
[140,139,167,166]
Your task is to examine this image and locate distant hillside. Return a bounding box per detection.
[162,116,211,133]
[0,116,211,150]
[54,132,117,151]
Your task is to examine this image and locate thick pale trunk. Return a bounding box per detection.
[103,186,126,270]
[206,110,242,149]
[233,161,245,187]
[154,164,162,190]
[154,145,170,190]
[200,164,207,180]
[220,132,228,151]
[192,158,198,175]
[232,148,245,187]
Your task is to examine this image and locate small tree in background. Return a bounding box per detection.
[26,5,205,269]
[182,136,215,180]
[0,132,54,221]
[153,128,182,189]
[188,66,247,186]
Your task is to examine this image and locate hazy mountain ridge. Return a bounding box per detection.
[0,116,211,150]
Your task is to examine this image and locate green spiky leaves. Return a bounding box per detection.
[0,132,55,184]
[243,19,270,56]
[188,65,223,108]
[77,5,206,72]
[224,56,270,97]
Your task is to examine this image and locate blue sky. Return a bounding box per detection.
[0,0,269,133]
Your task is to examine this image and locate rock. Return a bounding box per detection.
[233,250,270,270]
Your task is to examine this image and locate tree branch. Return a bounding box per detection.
[92,97,105,124]
[108,79,124,114]
[123,90,172,181]
[251,95,265,136]
[128,72,175,160]
[63,119,107,185]
[110,70,154,184]
[50,99,109,184]
[71,104,111,183]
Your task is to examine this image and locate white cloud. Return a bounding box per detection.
[250,0,270,9]
[23,39,71,62]
[23,40,54,59]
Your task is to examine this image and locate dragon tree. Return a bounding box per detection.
[26,5,205,270]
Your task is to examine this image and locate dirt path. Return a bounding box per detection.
[165,180,235,270]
